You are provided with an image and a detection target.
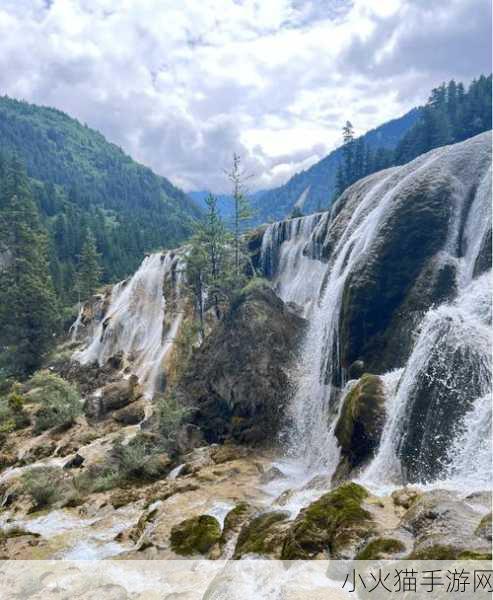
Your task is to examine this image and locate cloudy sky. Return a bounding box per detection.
[0,0,490,192]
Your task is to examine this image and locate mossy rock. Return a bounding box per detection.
[409,545,492,560]
[333,375,386,480]
[355,537,405,560]
[170,515,221,556]
[221,502,254,545]
[233,510,290,558]
[281,483,374,559]
[475,512,492,541]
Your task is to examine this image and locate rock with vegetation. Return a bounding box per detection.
[475,512,492,541]
[233,510,290,558]
[333,374,386,481]
[355,537,406,560]
[281,483,374,559]
[177,282,306,445]
[170,515,222,557]
[221,502,255,547]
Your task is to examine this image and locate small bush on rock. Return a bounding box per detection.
[29,370,82,433]
[22,466,66,509]
[156,394,193,453]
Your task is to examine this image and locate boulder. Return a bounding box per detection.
[221,502,255,546]
[177,284,306,446]
[475,513,492,541]
[391,487,421,510]
[233,511,290,558]
[333,375,386,481]
[259,466,287,485]
[281,483,374,559]
[112,399,146,425]
[401,489,492,559]
[85,375,143,419]
[170,515,222,557]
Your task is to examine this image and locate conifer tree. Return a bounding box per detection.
[0,158,59,375]
[77,230,102,300]
[227,154,252,280]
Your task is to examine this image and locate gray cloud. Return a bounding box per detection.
[0,0,490,193]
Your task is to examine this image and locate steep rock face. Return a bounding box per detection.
[259,132,491,484]
[178,283,306,445]
[339,177,454,372]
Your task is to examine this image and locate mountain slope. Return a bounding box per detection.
[0,96,200,299]
[251,108,421,224]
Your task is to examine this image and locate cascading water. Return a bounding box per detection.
[72,251,186,399]
[260,131,492,491]
[260,213,326,316]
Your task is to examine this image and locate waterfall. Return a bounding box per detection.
[72,251,186,399]
[260,212,326,316]
[260,132,492,489]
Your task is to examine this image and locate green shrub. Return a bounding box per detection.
[0,384,30,433]
[29,370,82,434]
[156,394,193,453]
[73,466,121,495]
[22,467,65,509]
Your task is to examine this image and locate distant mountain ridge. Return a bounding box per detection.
[248,107,422,224]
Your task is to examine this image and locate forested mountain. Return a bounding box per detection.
[0,97,200,304]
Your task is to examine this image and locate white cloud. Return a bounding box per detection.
[0,0,490,193]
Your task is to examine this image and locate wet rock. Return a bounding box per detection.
[348,360,365,380]
[275,489,295,507]
[109,488,141,509]
[85,375,143,419]
[475,512,492,542]
[338,174,455,375]
[259,466,286,484]
[302,474,332,491]
[233,510,290,558]
[391,487,421,509]
[210,444,247,465]
[281,482,374,559]
[333,375,386,481]
[221,502,255,546]
[401,489,492,559]
[177,285,306,446]
[170,515,222,557]
[112,399,146,425]
[0,452,16,471]
[63,453,84,469]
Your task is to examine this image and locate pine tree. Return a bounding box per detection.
[77,231,102,301]
[0,158,59,376]
[227,154,252,280]
[190,194,232,318]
